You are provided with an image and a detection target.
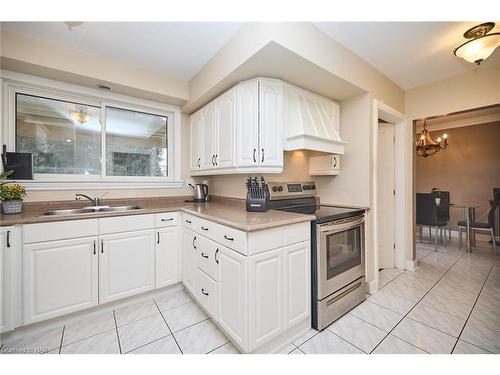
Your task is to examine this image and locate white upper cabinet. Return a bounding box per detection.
[258,79,283,168]
[190,78,284,175]
[201,102,217,170]
[190,110,203,170]
[215,88,236,168]
[235,80,260,168]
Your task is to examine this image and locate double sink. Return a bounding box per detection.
[43,205,142,216]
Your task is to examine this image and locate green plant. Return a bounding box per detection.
[0,183,27,201]
[0,170,13,187]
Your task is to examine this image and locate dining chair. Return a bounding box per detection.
[416,193,448,251]
[432,190,451,243]
[458,190,499,255]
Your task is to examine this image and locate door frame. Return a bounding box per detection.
[370,100,413,293]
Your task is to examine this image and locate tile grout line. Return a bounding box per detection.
[112,311,122,354]
[57,326,65,354]
[451,259,496,353]
[369,249,466,354]
[205,340,232,354]
[154,299,183,354]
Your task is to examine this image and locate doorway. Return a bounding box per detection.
[377,121,396,268]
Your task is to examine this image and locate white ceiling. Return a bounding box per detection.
[314,22,500,90]
[1,22,242,81]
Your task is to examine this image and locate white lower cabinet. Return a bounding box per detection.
[99,230,155,304]
[184,217,311,353]
[217,245,247,349]
[1,227,19,333]
[182,229,197,294]
[156,227,180,288]
[23,237,99,324]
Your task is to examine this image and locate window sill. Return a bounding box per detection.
[15,179,185,191]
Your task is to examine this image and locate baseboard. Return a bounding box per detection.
[418,227,493,241]
[367,279,379,295]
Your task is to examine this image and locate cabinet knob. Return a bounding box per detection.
[201,252,209,259]
[201,288,209,296]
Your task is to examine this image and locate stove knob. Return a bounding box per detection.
[277,186,283,192]
[272,186,279,192]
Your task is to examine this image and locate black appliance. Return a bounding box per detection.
[1,145,34,180]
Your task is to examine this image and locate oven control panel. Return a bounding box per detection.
[268,181,317,200]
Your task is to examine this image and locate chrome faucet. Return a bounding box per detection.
[76,193,99,207]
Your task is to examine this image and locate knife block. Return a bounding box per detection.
[246,185,270,212]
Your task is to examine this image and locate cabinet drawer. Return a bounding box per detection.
[216,225,247,254]
[23,219,98,244]
[182,213,198,231]
[195,268,218,318]
[196,217,217,240]
[284,222,310,246]
[155,212,178,228]
[196,236,219,281]
[99,214,155,234]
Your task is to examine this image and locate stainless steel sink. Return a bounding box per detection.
[98,206,142,212]
[43,206,142,216]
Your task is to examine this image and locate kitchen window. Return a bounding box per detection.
[4,74,182,188]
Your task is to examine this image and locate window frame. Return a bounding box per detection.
[1,71,183,190]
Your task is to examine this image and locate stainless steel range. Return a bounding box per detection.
[268,181,367,331]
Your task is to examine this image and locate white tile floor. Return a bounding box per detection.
[1,240,498,354]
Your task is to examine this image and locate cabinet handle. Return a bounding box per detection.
[261,148,264,163]
[157,232,160,244]
[201,288,209,296]
[185,219,192,224]
[198,157,201,168]
[223,235,234,241]
[161,218,174,222]
[253,148,256,163]
[211,155,215,166]
[93,240,96,255]
[201,226,209,231]
[201,252,209,259]
[215,154,218,166]
[6,230,11,248]
[215,248,219,264]
[193,236,197,249]
[101,239,104,253]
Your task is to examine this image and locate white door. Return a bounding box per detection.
[377,122,396,269]
[236,80,259,167]
[23,237,99,324]
[201,102,217,170]
[258,79,283,167]
[216,88,235,168]
[156,227,180,288]
[190,110,203,170]
[218,245,247,351]
[248,247,284,350]
[99,230,155,304]
[182,229,197,294]
[284,242,310,328]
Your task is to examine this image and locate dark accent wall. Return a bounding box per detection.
[416,122,500,230]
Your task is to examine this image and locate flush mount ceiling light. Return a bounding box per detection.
[454,22,500,65]
[69,108,91,125]
[64,21,84,31]
[416,120,448,158]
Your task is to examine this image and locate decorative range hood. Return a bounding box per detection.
[283,83,346,155]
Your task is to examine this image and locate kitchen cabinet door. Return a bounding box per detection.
[236,80,259,167]
[0,228,14,333]
[182,229,197,294]
[190,110,203,171]
[201,101,217,170]
[23,237,99,324]
[218,246,248,350]
[216,87,235,168]
[156,227,180,288]
[99,230,155,304]
[284,242,310,328]
[258,79,283,167]
[248,247,284,350]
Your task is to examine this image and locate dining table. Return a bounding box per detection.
[436,202,480,253]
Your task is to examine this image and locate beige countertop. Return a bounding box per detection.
[0,196,315,232]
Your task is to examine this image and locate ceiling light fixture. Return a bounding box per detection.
[69,109,91,125]
[416,120,448,158]
[64,21,84,31]
[454,22,500,65]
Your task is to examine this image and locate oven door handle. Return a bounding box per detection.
[320,215,365,234]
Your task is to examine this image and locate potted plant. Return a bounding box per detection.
[1,182,27,214]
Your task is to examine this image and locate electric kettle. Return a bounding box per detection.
[189,183,209,203]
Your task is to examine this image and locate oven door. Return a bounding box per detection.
[317,215,365,300]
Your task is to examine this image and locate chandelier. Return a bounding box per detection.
[69,108,91,125]
[416,120,448,158]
